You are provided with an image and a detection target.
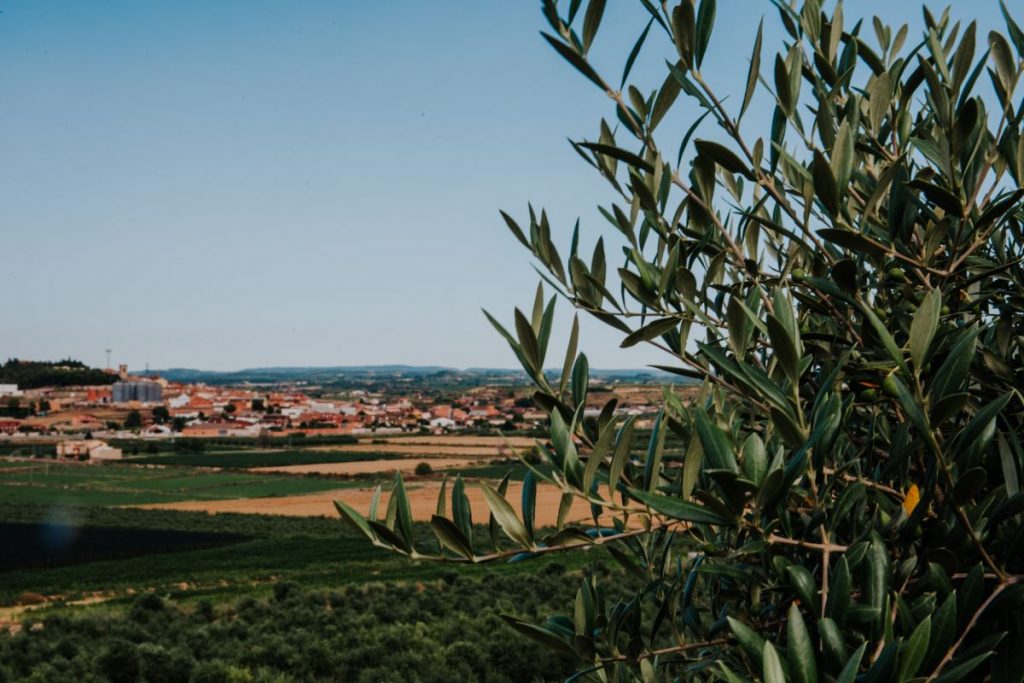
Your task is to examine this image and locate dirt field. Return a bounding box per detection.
[250,457,491,476]
[137,481,595,527]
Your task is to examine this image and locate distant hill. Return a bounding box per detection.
[0,359,115,389]
[145,365,684,386]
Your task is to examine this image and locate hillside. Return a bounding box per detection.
[0,359,114,390]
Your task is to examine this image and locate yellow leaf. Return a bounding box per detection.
[902,484,920,514]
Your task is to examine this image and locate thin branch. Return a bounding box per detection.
[767,534,848,553]
[603,638,730,663]
[926,577,1021,681]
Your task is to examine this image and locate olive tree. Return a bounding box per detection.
[337,1,1024,680]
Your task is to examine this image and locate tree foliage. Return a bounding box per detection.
[339,2,1024,680]
[124,410,143,430]
[0,575,579,682]
[0,359,115,389]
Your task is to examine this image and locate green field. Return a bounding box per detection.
[0,504,598,606]
[0,450,618,681]
[0,461,352,507]
[0,504,609,681]
[126,448,404,469]
[0,444,56,458]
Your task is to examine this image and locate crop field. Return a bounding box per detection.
[0,461,350,507]
[0,503,598,610]
[0,521,247,571]
[362,435,538,448]
[127,448,405,469]
[250,456,490,476]
[0,428,674,518]
[0,531,590,681]
[139,477,594,526]
[0,442,628,681]
[312,442,523,457]
[0,443,56,458]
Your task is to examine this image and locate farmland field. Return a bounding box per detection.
[128,448,405,469]
[0,503,610,682]
[0,503,612,682]
[0,438,635,681]
[138,477,594,526]
[357,435,537,447]
[249,456,488,476]
[0,521,246,571]
[311,443,523,456]
[0,461,350,507]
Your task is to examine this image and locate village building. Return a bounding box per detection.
[56,439,123,461]
[0,419,22,435]
[0,384,23,397]
[181,421,261,438]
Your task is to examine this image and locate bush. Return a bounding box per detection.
[130,593,164,620]
[95,639,139,683]
[413,462,433,476]
[173,438,205,454]
[15,593,45,606]
[272,582,297,603]
[137,643,193,683]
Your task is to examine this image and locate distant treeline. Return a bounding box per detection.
[0,359,115,389]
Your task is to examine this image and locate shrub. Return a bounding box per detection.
[15,593,45,606]
[95,639,139,683]
[137,643,193,683]
[337,2,1024,681]
[522,448,543,466]
[272,582,297,603]
[414,462,433,476]
[173,438,205,454]
[130,593,164,622]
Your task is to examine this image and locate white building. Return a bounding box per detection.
[0,385,22,398]
[168,393,191,408]
[56,439,123,461]
[141,425,175,438]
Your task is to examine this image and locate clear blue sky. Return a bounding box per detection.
[0,1,1004,370]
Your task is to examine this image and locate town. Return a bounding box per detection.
[0,360,670,460]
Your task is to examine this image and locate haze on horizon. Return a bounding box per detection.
[1,0,1001,372]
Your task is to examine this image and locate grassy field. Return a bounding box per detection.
[0,440,623,681]
[127,449,405,468]
[0,504,593,607]
[0,443,56,458]
[0,504,604,681]
[0,461,352,507]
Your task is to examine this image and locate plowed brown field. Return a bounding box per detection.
[137,481,595,527]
